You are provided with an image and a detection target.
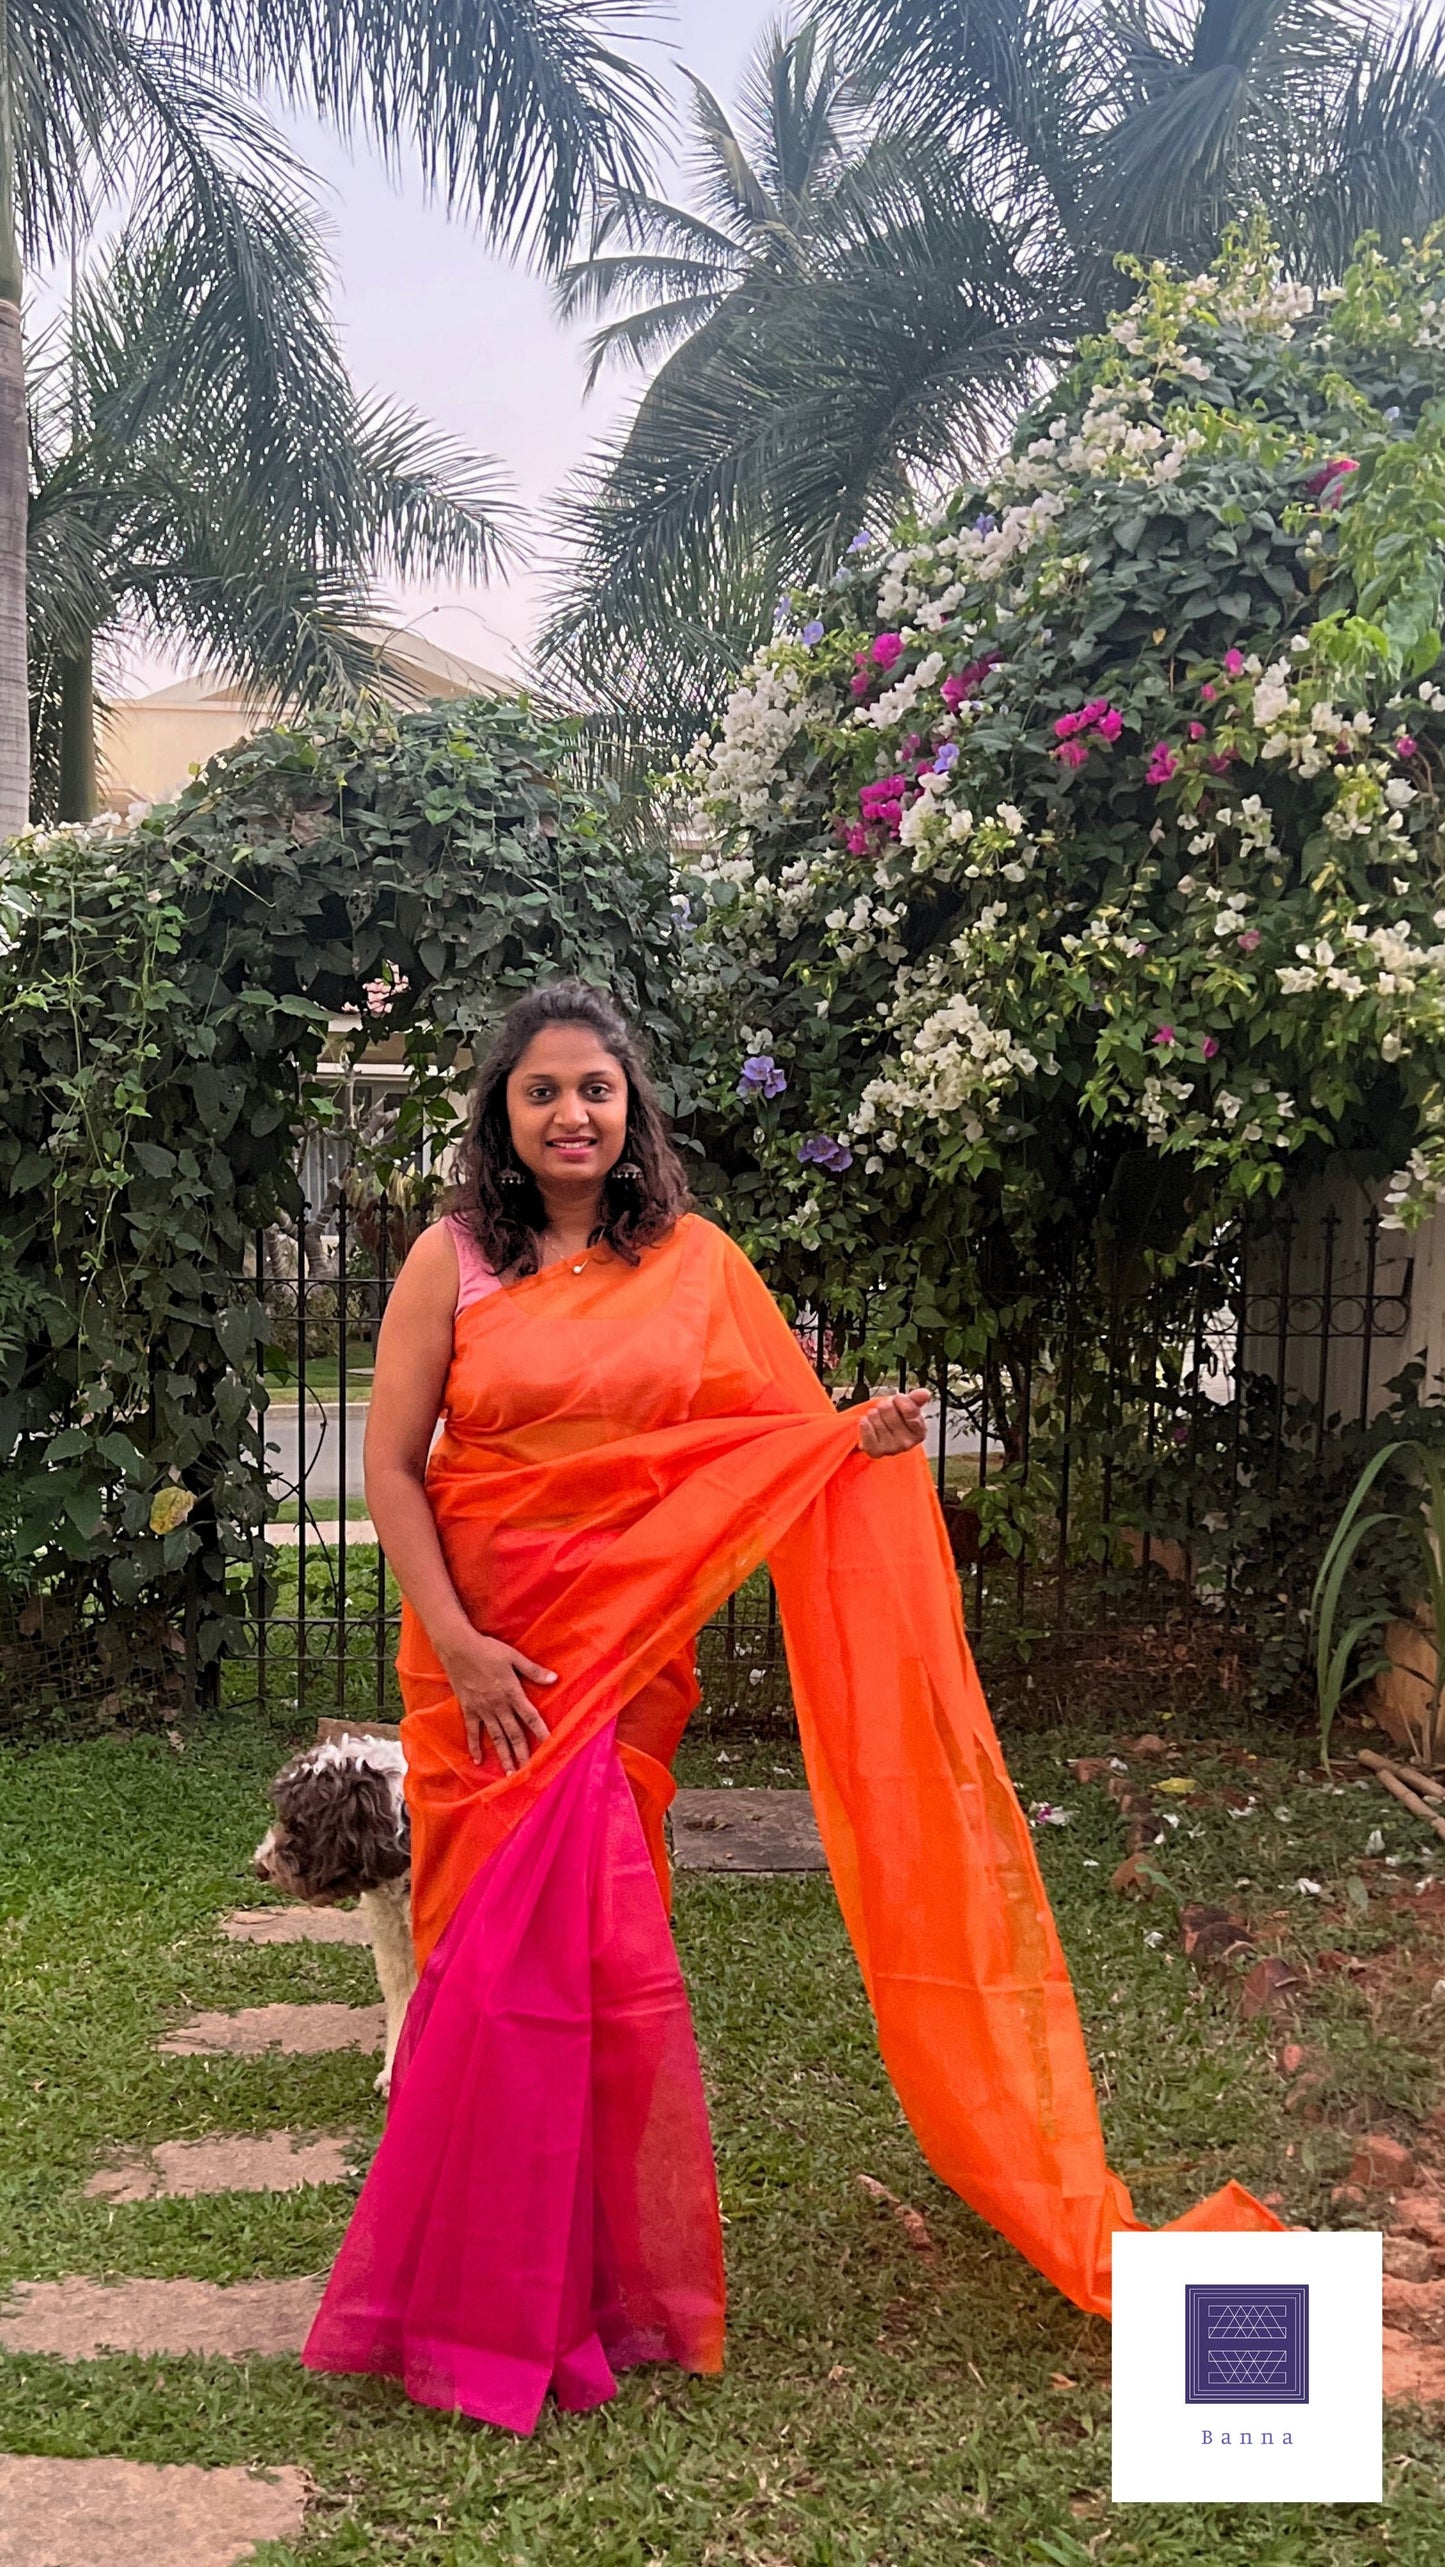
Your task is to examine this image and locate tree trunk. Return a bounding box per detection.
[57,637,97,822]
[0,15,27,835]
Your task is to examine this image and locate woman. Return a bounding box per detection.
[303,981,1275,2435]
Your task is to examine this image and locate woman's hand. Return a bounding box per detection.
[859,1387,931,1459]
[437,1627,557,1772]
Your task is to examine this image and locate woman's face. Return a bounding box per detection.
[504,1024,629,1201]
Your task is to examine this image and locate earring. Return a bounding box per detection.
[614,1160,642,1184]
[499,1166,526,1189]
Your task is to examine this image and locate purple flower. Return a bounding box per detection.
[973,512,998,535]
[801,618,825,646]
[848,530,871,553]
[798,1134,854,1173]
[1237,928,1261,954]
[738,1053,787,1101]
[1398,734,1419,760]
[933,742,960,772]
[1172,1421,1191,1446]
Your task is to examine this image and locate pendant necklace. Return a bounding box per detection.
[541,1227,591,1275]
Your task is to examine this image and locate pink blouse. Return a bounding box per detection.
[444,1213,504,1317]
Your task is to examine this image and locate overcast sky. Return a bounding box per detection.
[111,1,777,693]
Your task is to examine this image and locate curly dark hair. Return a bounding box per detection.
[448,981,691,1275]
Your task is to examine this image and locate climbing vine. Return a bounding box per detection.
[0,697,679,1699]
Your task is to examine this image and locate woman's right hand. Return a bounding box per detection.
[437,1627,557,1772]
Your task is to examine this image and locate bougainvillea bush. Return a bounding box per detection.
[678,226,1445,1341]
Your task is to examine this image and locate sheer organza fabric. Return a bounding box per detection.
[302,1214,1278,2430]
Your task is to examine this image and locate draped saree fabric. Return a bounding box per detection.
[303,1214,1278,2430]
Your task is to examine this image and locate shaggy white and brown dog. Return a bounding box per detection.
[253,1734,416,2093]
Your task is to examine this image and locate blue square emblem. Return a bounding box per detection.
[1184,2283,1309,2404]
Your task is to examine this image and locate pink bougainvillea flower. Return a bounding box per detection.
[1206,751,1236,775]
[845,824,868,855]
[849,673,870,697]
[1153,1024,1176,1047]
[1306,456,1359,503]
[941,649,1001,712]
[1223,649,1246,678]
[1398,735,1419,759]
[1200,682,1217,703]
[1054,698,1121,756]
[1145,743,1178,784]
[1237,928,1262,953]
[871,632,905,670]
[1202,1035,1220,1059]
[1188,721,1206,741]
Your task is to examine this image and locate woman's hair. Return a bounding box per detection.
[448,980,691,1275]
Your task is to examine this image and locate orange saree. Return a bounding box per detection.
[303,1212,1278,2430]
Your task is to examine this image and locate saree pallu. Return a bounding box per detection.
[303,1214,1278,2431]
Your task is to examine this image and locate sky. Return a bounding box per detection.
[117,1,778,695]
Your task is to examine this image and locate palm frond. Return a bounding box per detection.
[135,0,669,267]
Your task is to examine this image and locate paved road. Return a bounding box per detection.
[260,1402,370,1512]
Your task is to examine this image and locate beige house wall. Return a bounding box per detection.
[96,631,510,813]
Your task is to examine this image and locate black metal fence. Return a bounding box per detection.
[234,1184,1424,1726]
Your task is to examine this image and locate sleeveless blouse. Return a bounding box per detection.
[443,1212,503,1317]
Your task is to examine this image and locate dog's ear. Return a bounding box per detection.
[269,1758,409,1900]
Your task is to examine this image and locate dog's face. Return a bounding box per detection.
[254,1739,410,1903]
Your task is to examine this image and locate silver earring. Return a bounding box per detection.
[614,1160,642,1184]
[500,1166,525,1188]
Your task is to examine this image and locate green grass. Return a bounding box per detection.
[1,1699,1441,2564]
[268,1498,376,1525]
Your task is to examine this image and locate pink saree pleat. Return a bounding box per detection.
[301,1723,724,2433]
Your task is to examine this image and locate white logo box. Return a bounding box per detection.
[1112,2231,1382,2503]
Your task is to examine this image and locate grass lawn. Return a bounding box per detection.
[1,1687,1442,2564]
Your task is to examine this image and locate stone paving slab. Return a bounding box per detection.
[222,1904,373,1946]
[85,2131,357,2203]
[0,2276,323,2359]
[672,1787,825,1872]
[0,2456,307,2567]
[158,2002,385,2057]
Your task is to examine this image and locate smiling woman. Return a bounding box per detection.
[303,974,1271,2439]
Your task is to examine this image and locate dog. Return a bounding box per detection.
[253,1733,416,2094]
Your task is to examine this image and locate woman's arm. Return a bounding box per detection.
[364,1225,554,1771]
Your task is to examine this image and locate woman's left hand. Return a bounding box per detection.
[858,1388,931,1458]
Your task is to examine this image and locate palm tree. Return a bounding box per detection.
[542,2,1445,756]
[29,224,511,821]
[542,19,1055,758]
[0,1,664,832]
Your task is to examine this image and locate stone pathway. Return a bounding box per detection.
[86,2131,356,2202]
[222,1904,372,1946]
[158,2002,384,2058]
[0,2277,322,2360]
[672,1786,825,1872]
[0,2457,308,2567]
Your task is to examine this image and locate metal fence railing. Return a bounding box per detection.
[234,1185,1421,1725]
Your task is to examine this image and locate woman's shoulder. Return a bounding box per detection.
[393,1218,460,1302]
